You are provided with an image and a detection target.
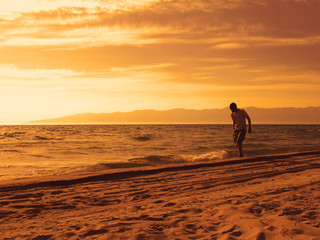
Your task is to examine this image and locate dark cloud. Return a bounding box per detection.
[1,0,320,87]
[95,0,320,37]
[17,0,319,35]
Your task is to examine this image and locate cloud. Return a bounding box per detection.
[1,0,102,15]
[212,43,246,49]
[0,27,160,48]
[0,64,176,93]
[110,63,175,72]
[251,72,320,85]
[0,1,319,95]
[209,36,320,49]
[1,0,319,50]
[0,64,81,80]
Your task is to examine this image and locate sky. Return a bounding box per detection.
[0,0,319,124]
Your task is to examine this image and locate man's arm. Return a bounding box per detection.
[231,114,235,131]
[243,110,252,133]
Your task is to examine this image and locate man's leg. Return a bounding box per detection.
[234,130,244,158]
[237,143,244,158]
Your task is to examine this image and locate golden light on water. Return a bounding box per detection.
[0,0,319,123]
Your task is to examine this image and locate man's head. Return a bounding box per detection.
[229,102,237,112]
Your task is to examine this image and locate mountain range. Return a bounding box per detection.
[28,107,320,124]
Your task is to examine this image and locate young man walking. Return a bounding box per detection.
[229,103,252,158]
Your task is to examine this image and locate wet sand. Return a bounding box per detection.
[1,151,320,240]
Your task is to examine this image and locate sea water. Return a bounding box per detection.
[0,125,319,181]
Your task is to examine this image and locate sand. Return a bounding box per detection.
[1,151,320,240]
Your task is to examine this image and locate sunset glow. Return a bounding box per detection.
[0,0,319,123]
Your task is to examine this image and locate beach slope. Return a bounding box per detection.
[1,151,320,240]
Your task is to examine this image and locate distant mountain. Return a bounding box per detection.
[28,107,320,124]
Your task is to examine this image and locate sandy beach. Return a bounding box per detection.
[1,151,320,240]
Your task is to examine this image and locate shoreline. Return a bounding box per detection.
[1,150,320,190]
[1,150,320,239]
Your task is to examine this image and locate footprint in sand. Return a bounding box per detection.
[24,208,42,216]
[229,230,242,237]
[0,201,9,206]
[163,202,176,207]
[116,226,133,233]
[312,222,320,228]
[220,224,237,234]
[279,207,303,216]
[176,208,203,214]
[290,228,304,235]
[32,235,53,240]
[169,216,188,227]
[10,193,44,199]
[144,216,166,221]
[80,227,109,237]
[11,204,46,209]
[248,204,264,216]
[0,210,17,218]
[132,233,147,240]
[245,230,266,240]
[50,190,65,195]
[301,210,318,220]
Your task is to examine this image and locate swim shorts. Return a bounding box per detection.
[233,129,246,146]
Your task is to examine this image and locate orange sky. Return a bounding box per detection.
[0,0,319,124]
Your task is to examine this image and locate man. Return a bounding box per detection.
[229,103,252,158]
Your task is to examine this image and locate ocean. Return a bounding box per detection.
[0,124,319,181]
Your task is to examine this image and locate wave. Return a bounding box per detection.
[133,134,153,141]
[88,162,151,171]
[181,150,228,162]
[128,150,228,165]
[34,136,53,140]
[2,132,16,138]
[2,149,21,153]
[129,155,185,164]
[1,132,27,138]
[82,150,229,172]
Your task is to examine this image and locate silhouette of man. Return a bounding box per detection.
[229,103,252,157]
